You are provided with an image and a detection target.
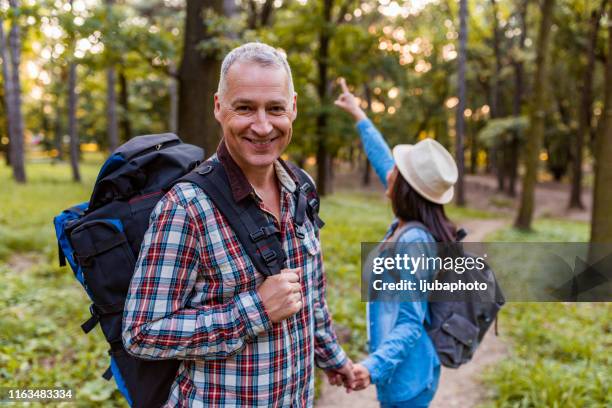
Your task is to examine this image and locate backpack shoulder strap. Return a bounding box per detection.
[392,220,430,241]
[177,161,286,276]
[283,162,325,229]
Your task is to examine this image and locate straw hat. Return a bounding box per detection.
[392,138,458,205]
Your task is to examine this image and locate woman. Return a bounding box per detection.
[334,78,459,408]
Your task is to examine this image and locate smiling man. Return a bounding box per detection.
[122,42,353,407]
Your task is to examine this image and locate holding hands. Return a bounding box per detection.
[325,360,371,392]
[334,78,367,122]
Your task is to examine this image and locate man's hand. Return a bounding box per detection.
[334,77,367,122]
[351,363,371,391]
[257,268,303,323]
[325,359,356,393]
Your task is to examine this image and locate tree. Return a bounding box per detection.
[67,0,80,182]
[515,0,556,230]
[177,0,225,156]
[569,0,605,209]
[105,0,119,151]
[508,0,528,197]
[1,0,27,183]
[455,0,468,206]
[590,0,612,246]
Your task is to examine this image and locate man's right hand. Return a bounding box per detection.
[257,268,303,323]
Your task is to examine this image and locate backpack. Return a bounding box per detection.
[397,222,505,368]
[53,134,322,407]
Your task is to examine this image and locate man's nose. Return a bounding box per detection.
[251,109,273,136]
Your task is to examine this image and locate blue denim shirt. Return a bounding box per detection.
[357,118,441,403]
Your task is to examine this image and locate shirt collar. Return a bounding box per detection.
[216,139,297,202]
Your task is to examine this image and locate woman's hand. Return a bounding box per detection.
[334,78,368,122]
[351,363,371,390]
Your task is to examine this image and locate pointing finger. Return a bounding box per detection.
[339,77,350,94]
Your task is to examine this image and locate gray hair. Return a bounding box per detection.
[217,42,295,99]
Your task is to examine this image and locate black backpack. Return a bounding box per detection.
[398,222,505,368]
[54,134,322,408]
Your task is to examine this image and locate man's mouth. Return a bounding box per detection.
[243,136,279,146]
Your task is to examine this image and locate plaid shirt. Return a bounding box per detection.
[122,142,347,407]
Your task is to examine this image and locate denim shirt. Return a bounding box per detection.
[357,118,441,403]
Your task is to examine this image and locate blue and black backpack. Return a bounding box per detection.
[54,133,323,407]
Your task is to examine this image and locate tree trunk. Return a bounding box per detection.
[315,0,333,196]
[168,62,178,134]
[490,0,505,191]
[105,0,119,151]
[68,62,81,182]
[569,1,604,209]
[455,0,468,206]
[590,1,612,248]
[107,67,119,151]
[3,0,26,183]
[178,0,224,156]
[515,0,555,230]
[0,13,15,168]
[118,68,131,141]
[508,0,527,197]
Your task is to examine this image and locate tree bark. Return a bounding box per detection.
[105,0,119,151]
[178,0,224,156]
[118,68,131,141]
[107,67,119,151]
[168,62,178,134]
[0,13,15,167]
[68,62,81,182]
[508,0,528,197]
[315,0,333,196]
[590,1,612,247]
[2,0,26,182]
[455,0,468,206]
[490,0,505,191]
[515,0,555,230]
[569,1,604,209]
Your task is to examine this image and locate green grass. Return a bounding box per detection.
[486,218,590,242]
[480,221,611,408]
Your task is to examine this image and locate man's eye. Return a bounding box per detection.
[269,106,286,114]
[235,106,251,112]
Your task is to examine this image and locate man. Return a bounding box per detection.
[122,42,354,407]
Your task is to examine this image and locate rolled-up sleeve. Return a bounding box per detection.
[122,196,271,360]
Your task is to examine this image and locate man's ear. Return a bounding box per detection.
[291,92,298,121]
[213,93,221,122]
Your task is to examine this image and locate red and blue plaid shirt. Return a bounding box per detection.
[122,143,347,407]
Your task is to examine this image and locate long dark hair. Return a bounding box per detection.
[390,173,457,242]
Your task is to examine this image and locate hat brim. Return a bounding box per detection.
[392,144,455,205]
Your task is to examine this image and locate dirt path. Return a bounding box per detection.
[316,219,508,408]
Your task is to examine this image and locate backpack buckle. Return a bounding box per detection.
[294,225,305,239]
[308,198,319,212]
[250,228,266,242]
[81,304,100,333]
[261,249,277,265]
[197,165,213,176]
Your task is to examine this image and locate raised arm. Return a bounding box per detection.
[334,78,395,187]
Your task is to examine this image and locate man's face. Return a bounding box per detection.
[214,62,297,171]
